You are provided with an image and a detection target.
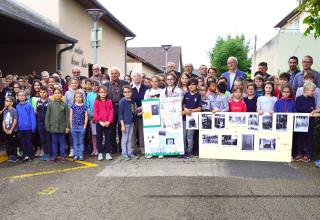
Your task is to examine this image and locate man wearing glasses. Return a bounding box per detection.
[72,66,86,81]
[90,64,103,85]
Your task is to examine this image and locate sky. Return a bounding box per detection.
[100,0,298,68]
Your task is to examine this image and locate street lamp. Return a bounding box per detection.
[161,44,172,74]
[86,9,105,64]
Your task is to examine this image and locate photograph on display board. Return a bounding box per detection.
[274,113,288,132]
[294,114,309,132]
[144,128,161,156]
[202,134,219,145]
[186,113,199,130]
[159,130,184,156]
[201,113,213,129]
[228,113,246,126]
[214,113,225,129]
[260,114,273,131]
[221,134,238,147]
[142,99,161,127]
[241,134,254,151]
[160,98,183,130]
[248,113,259,130]
[259,138,276,151]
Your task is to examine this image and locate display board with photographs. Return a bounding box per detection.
[294,113,310,132]
[199,112,295,162]
[186,113,199,130]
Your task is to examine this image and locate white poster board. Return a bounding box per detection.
[199,112,294,162]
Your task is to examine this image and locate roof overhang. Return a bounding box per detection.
[76,0,136,38]
[274,8,300,28]
[127,51,162,72]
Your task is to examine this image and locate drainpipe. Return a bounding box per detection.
[57,43,75,71]
[125,37,135,74]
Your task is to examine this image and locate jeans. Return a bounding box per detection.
[71,127,85,157]
[51,133,66,158]
[96,124,111,154]
[121,124,134,157]
[18,130,33,159]
[38,124,51,155]
[295,118,314,157]
[5,132,18,156]
[183,121,194,156]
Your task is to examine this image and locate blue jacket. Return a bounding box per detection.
[118,97,135,125]
[131,83,148,108]
[221,70,247,91]
[274,98,295,113]
[85,91,97,118]
[16,101,36,132]
[36,99,49,127]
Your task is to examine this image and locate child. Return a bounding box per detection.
[2,96,18,162]
[217,77,231,98]
[206,79,218,108]
[119,85,136,160]
[45,88,70,162]
[244,83,257,112]
[160,73,183,99]
[70,91,88,161]
[179,73,190,94]
[85,80,98,156]
[64,78,86,157]
[257,82,277,114]
[274,85,295,112]
[212,81,229,113]
[199,84,210,112]
[36,86,51,161]
[254,75,264,97]
[144,77,151,89]
[182,78,201,158]
[229,87,247,112]
[295,82,319,162]
[16,91,36,161]
[295,70,320,108]
[47,77,56,97]
[144,76,163,99]
[279,72,290,87]
[93,86,114,161]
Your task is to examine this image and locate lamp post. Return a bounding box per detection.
[86,9,105,64]
[161,44,172,74]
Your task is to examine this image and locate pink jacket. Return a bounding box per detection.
[93,99,114,123]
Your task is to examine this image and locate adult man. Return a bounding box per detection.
[221,57,247,91]
[90,64,103,85]
[287,56,300,86]
[130,70,148,155]
[104,66,129,153]
[199,64,208,79]
[292,55,320,94]
[257,62,272,80]
[41,71,50,83]
[72,66,86,81]
[184,63,198,78]
[167,62,181,78]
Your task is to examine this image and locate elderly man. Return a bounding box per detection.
[221,56,247,91]
[90,64,103,84]
[72,66,86,81]
[292,55,320,94]
[41,71,50,83]
[287,56,300,86]
[199,64,208,79]
[104,66,129,153]
[167,62,181,78]
[184,63,198,78]
[130,70,148,155]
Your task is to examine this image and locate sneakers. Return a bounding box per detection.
[60,157,66,162]
[302,156,310,162]
[158,155,164,159]
[293,155,303,162]
[98,153,103,161]
[145,155,153,159]
[23,156,30,161]
[315,160,320,168]
[39,150,44,157]
[8,155,18,162]
[41,154,50,161]
[79,156,84,161]
[91,151,98,156]
[105,153,112,161]
[122,156,130,161]
[35,148,40,157]
[73,156,79,161]
[51,157,57,162]
[128,154,138,159]
[69,149,74,157]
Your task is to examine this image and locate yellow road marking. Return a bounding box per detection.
[0,154,8,163]
[37,187,59,196]
[3,159,97,180]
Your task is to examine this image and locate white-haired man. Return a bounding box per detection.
[130,70,148,155]
[184,63,198,78]
[167,62,181,78]
[72,66,86,81]
[221,56,247,91]
[104,66,129,153]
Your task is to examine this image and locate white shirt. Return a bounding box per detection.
[144,88,163,99]
[229,72,236,88]
[131,83,141,92]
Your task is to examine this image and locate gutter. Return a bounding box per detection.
[125,36,135,74]
[57,43,75,71]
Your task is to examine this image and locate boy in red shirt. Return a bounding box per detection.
[229,87,247,112]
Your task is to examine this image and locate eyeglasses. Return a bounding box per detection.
[92,68,100,71]
[73,71,80,74]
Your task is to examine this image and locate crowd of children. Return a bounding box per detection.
[2,56,320,166]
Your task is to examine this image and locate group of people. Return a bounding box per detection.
[1,55,320,166]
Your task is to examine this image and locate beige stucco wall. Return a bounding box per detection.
[14,0,59,25]
[281,12,309,33]
[252,32,320,75]
[58,0,126,77]
[127,60,157,77]
[0,44,56,75]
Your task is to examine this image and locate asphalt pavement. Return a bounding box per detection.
[1,155,320,220]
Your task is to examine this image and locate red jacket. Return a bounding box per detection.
[93,99,114,123]
[229,99,247,112]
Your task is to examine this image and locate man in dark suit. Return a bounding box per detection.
[104,66,129,153]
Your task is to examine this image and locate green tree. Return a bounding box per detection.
[297,0,320,38]
[209,35,251,76]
